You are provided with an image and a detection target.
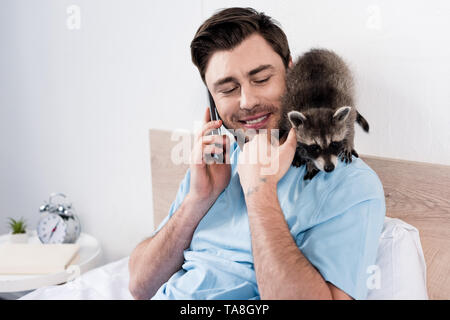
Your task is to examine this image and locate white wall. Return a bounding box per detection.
[1,0,449,264]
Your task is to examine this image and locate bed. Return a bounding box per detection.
[20,129,450,300]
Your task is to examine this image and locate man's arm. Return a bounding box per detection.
[244,180,352,300]
[238,129,353,299]
[129,108,231,300]
[128,194,215,300]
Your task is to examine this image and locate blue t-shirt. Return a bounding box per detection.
[151,140,385,300]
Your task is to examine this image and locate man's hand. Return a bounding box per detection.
[189,107,232,206]
[237,128,297,196]
[129,108,232,300]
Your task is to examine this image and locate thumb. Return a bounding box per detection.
[281,128,297,150]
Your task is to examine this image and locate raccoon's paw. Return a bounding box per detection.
[304,168,320,180]
[292,154,307,167]
[340,148,359,164]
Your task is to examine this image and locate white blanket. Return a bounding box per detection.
[20,257,133,300]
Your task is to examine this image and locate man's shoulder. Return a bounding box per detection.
[306,156,384,199]
[333,156,384,199]
[313,156,385,221]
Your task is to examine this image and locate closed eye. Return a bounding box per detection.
[222,87,237,94]
[222,78,270,94]
[254,77,270,84]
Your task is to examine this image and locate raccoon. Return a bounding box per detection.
[279,48,370,180]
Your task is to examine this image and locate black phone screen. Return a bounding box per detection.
[207,89,222,135]
[207,89,219,121]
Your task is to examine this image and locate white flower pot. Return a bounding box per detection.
[9,232,29,243]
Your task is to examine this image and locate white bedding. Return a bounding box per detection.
[20,256,133,300]
[19,217,428,300]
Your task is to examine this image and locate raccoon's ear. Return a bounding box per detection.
[333,106,352,122]
[288,111,307,128]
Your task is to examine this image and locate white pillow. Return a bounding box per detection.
[367,217,428,300]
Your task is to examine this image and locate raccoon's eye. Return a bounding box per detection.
[308,144,321,157]
[330,141,342,150]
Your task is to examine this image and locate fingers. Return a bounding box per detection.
[202,120,222,138]
[203,144,224,157]
[192,107,226,166]
[202,135,227,152]
[197,107,222,140]
[192,133,231,165]
[201,134,226,146]
[202,135,230,165]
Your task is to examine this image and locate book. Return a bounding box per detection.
[0,243,80,274]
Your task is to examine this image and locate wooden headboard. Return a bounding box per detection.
[149,128,450,300]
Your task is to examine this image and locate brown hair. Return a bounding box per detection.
[190,7,291,84]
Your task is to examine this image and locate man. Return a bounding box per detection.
[128,7,385,300]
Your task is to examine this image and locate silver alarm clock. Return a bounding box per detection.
[37,193,81,244]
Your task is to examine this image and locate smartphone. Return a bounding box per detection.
[207,88,221,136]
[206,88,222,162]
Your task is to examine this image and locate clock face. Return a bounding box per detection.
[37,213,67,244]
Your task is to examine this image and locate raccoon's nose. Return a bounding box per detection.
[324,163,335,172]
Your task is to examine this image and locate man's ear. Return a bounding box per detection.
[288,111,306,128]
[288,56,293,69]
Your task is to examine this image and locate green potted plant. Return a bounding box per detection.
[7,217,29,243]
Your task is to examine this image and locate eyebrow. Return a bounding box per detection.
[213,64,275,91]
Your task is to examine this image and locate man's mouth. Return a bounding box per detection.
[239,113,271,129]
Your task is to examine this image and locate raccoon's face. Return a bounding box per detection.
[287,106,351,172]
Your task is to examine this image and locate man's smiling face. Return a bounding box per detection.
[205,33,292,137]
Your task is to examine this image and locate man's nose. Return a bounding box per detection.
[239,84,259,110]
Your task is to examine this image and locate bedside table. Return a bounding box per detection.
[0,231,101,295]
